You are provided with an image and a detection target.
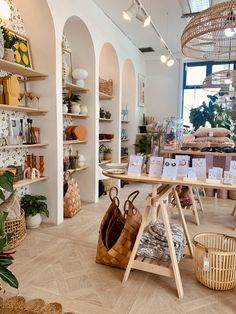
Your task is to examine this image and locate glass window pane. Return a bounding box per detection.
[212,63,234,72]
[186,66,206,86]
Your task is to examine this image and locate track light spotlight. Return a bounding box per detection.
[136,5,151,27]
[166,57,175,67]
[123,1,137,21]
[160,55,167,63]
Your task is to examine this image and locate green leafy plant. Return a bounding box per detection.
[20,195,49,217]
[100,107,105,118]
[99,144,106,153]
[105,110,111,119]
[189,95,232,130]
[104,147,112,154]
[63,93,80,104]
[0,171,14,202]
[1,26,18,49]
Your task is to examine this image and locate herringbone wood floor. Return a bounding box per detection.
[7,184,236,313]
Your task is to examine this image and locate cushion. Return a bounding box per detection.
[0,191,21,220]
[194,127,231,137]
[194,136,234,144]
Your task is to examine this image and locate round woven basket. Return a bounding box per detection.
[229,190,236,200]
[193,232,236,291]
[205,188,215,197]
[217,189,228,199]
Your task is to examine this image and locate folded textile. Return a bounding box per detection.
[137,221,185,263]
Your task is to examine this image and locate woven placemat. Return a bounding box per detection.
[0,296,75,314]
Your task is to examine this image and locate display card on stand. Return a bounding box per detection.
[223,171,233,185]
[175,155,190,176]
[192,158,206,177]
[162,158,178,179]
[213,167,223,181]
[149,156,163,177]
[206,168,221,184]
[230,160,236,179]
[183,167,197,182]
[128,155,143,176]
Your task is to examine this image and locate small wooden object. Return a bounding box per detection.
[3,75,20,105]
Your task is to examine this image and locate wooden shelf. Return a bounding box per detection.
[63,82,89,93]
[66,166,88,174]
[121,155,128,159]
[99,92,113,100]
[99,118,113,122]
[63,113,88,119]
[99,139,113,143]
[121,139,129,142]
[0,143,48,150]
[99,159,112,165]
[63,140,87,145]
[121,120,129,123]
[0,104,47,115]
[14,176,48,189]
[0,59,47,79]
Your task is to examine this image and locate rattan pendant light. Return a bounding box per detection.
[181,0,236,61]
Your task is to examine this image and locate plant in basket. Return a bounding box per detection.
[104,147,112,161]
[1,26,18,62]
[21,194,48,229]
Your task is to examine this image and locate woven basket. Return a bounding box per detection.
[193,232,236,291]
[217,189,228,199]
[229,190,236,200]
[99,78,113,96]
[4,209,26,251]
[64,177,81,218]
[96,188,142,269]
[205,188,215,197]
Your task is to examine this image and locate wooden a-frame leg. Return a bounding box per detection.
[195,188,204,212]
[189,187,200,226]
[173,188,193,258]
[160,200,184,299]
[232,204,236,216]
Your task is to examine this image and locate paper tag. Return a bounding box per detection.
[128,155,143,176]
[192,158,206,178]
[162,158,178,179]
[203,256,210,271]
[149,156,163,177]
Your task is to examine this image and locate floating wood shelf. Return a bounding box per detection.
[0,59,47,79]
[0,104,47,115]
[0,143,48,150]
[63,113,88,119]
[121,120,129,123]
[99,92,113,100]
[14,176,48,189]
[121,155,128,159]
[99,159,112,165]
[66,166,88,174]
[63,82,89,93]
[63,140,87,145]
[99,139,113,143]
[121,139,129,142]
[99,118,113,122]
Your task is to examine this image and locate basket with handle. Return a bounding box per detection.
[193,232,236,290]
[96,187,142,269]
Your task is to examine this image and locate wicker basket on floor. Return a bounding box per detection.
[4,209,26,251]
[217,189,228,199]
[229,190,236,200]
[193,232,236,291]
[205,188,215,197]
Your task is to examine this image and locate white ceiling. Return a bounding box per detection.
[92,0,226,58]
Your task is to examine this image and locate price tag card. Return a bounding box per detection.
[162,158,178,179]
[223,171,233,185]
[213,167,223,180]
[230,160,236,179]
[128,155,143,176]
[192,158,206,178]
[175,155,190,176]
[183,167,197,182]
[206,168,221,184]
[149,156,163,177]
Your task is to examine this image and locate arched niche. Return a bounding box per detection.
[99,43,120,171]
[62,16,96,204]
[121,58,136,156]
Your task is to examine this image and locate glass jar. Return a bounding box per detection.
[162,117,183,150]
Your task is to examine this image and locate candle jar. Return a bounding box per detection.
[162,117,183,150]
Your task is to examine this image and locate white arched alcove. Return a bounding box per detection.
[62,16,96,207]
[121,58,136,159]
[98,42,120,192]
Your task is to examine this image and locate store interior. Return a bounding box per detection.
[0,0,236,313]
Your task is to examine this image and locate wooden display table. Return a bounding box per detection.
[103,171,236,299]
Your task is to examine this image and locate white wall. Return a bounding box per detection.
[145,59,181,122]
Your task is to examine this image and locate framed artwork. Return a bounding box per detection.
[138,73,145,107]
[10,31,33,68]
[62,49,72,83]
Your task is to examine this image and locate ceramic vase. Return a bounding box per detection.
[71,102,81,114]
[75,79,85,88]
[26,213,42,229]
[63,103,68,113]
[80,104,88,115]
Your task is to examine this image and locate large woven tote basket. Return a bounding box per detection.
[96,187,142,269]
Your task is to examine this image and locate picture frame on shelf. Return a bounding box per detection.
[10,31,33,69]
[62,48,72,83]
[138,73,145,107]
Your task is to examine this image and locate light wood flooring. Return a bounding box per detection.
[7,184,236,313]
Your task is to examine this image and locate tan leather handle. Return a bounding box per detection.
[109,186,119,207]
[127,190,139,203]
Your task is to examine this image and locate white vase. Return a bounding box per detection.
[78,154,86,167]
[26,213,42,229]
[76,79,85,88]
[80,104,88,115]
[71,102,81,114]
[72,68,88,80]
[63,103,68,113]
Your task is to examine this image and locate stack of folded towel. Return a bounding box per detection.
[193,127,234,147]
[137,221,185,263]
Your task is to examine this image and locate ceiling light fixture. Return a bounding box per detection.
[136,5,151,27]
[166,57,175,67]
[0,0,11,20]
[160,55,167,63]
[203,69,236,96]
[123,0,137,21]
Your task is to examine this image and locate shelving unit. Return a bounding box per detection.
[0,143,48,150]
[99,159,112,165]
[121,120,129,124]
[99,139,113,143]
[0,104,47,115]
[63,81,89,93]
[121,139,129,142]
[63,113,88,119]
[14,176,48,189]
[63,140,87,145]
[99,91,113,100]
[99,118,113,122]
[66,166,88,174]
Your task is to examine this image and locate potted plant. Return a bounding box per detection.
[63,93,81,114]
[20,194,49,229]
[100,107,105,118]
[104,147,112,160]
[105,110,111,120]
[99,144,105,162]
[1,26,18,62]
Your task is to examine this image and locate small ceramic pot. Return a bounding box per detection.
[26,213,42,229]
[3,48,15,62]
[71,102,81,114]
[72,68,88,80]
[80,104,88,115]
[63,103,68,113]
[75,79,85,88]
[104,153,112,160]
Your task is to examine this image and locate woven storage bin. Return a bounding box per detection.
[217,189,228,199]
[64,178,81,218]
[4,209,26,251]
[229,190,236,200]
[205,188,215,197]
[96,188,142,269]
[193,232,236,291]
[99,78,113,96]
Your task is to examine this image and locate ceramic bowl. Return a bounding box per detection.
[106,163,128,170]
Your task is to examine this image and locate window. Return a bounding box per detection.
[182,61,236,126]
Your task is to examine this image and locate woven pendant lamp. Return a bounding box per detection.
[181,0,236,61]
[203,69,236,95]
